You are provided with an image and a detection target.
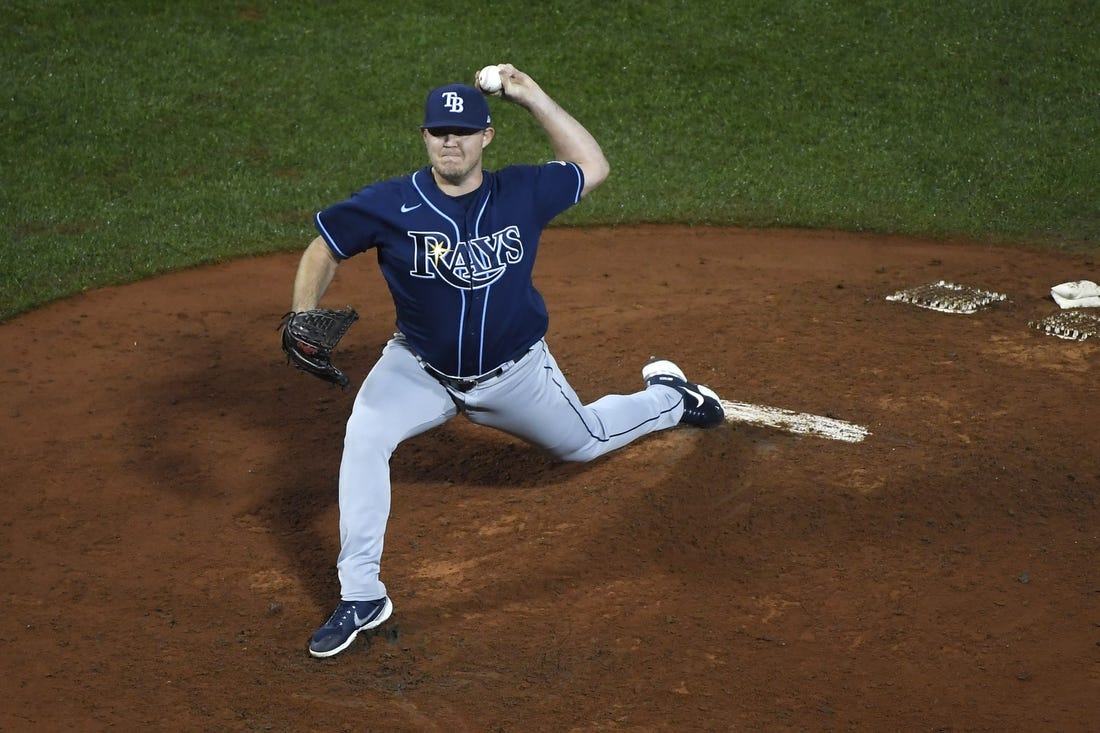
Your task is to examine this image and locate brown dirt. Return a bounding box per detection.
[2,226,1098,732]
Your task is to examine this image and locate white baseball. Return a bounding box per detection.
[477,65,503,95]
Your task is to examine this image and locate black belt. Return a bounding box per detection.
[420,344,535,393]
[422,362,506,392]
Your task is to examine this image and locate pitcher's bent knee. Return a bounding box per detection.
[551,440,604,463]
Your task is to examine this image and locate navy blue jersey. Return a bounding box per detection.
[315,162,584,377]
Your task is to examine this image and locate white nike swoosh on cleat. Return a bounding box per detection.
[683,387,706,408]
[401,203,422,212]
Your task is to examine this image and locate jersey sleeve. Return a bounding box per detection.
[507,161,586,227]
[313,185,389,259]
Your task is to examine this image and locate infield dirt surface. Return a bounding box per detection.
[2,226,1097,731]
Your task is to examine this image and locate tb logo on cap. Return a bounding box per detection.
[442,91,464,113]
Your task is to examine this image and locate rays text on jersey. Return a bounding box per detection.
[408,227,523,289]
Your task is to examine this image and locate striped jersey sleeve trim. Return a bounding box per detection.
[314,211,350,259]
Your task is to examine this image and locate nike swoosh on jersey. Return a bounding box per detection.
[401,203,422,213]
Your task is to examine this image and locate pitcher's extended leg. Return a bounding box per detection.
[465,341,685,462]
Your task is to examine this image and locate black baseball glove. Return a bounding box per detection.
[280,307,359,389]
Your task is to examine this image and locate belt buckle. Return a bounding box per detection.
[452,377,478,392]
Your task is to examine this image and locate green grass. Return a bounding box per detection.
[3,0,1098,319]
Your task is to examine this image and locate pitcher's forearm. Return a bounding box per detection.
[526,94,610,194]
[292,237,340,311]
[496,64,610,197]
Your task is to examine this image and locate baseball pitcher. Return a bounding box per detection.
[283,64,725,658]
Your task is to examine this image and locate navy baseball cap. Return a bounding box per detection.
[422,83,491,130]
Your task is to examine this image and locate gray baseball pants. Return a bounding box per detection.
[335,334,684,601]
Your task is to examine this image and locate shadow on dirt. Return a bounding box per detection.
[130,327,730,609]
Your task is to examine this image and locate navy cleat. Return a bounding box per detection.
[642,359,725,428]
[308,597,393,658]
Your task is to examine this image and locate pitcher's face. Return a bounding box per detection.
[422,126,494,186]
